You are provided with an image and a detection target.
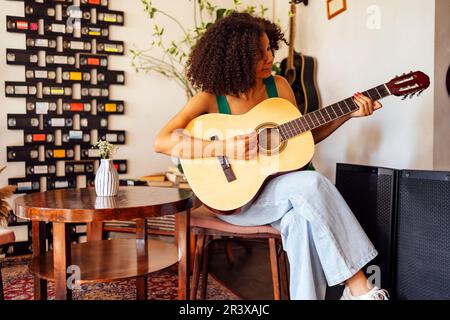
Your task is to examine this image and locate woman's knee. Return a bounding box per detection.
[287,170,329,190]
[259,170,331,204]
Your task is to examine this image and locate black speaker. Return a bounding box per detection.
[335,163,397,293]
[395,170,450,300]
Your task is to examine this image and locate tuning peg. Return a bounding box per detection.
[409,93,415,99]
[417,90,424,97]
[402,95,408,100]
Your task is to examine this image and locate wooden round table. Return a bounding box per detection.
[14,186,200,300]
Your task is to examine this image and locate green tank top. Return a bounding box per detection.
[215,76,279,114]
[177,75,315,173]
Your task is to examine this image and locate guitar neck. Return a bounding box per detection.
[287,3,297,69]
[277,84,392,141]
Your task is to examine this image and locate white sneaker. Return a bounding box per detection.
[340,286,390,300]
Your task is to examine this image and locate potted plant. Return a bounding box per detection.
[131,0,273,99]
[92,140,119,197]
[0,166,16,227]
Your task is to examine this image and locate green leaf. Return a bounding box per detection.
[259,5,269,16]
[199,0,205,11]
[245,5,256,15]
[205,1,217,16]
[216,8,226,20]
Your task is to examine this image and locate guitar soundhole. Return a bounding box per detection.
[257,124,286,156]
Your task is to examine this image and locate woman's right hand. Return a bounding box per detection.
[222,131,259,160]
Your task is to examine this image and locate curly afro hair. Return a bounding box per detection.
[186,11,287,96]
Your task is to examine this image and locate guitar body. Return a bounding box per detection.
[180,98,315,213]
[280,51,321,115]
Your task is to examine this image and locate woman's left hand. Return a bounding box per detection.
[350,92,383,118]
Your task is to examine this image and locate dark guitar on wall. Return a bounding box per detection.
[280,0,321,115]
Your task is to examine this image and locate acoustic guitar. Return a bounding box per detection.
[280,0,321,115]
[180,72,430,214]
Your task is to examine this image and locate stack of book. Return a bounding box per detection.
[139,165,191,189]
[104,219,175,237]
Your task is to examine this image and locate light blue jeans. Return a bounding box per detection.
[217,170,378,300]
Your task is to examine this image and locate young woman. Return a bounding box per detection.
[154,12,389,300]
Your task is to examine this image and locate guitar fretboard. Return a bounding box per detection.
[277,84,391,141]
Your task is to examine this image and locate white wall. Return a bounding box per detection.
[0,0,441,190]
[434,0,450,170]
[276,0,436,180]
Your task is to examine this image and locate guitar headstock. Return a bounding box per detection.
[386,71,430,100]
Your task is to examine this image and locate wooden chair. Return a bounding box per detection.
[0,229,15,300]
[189,205,289,300]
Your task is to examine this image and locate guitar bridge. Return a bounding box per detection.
[211,135,236,182]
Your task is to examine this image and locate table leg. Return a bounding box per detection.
[52,223,72,300]
[0,245,6,300]
[87,222,104,241]
[135,218,148,300]
[177,208,191,300]
[32,221,47,300]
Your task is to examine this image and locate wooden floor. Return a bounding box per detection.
[208,239,344,300]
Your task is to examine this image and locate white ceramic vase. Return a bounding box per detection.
[95,159,119,196]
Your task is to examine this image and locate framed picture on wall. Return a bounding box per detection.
[327,0,347,20]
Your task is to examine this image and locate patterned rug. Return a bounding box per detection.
[1,255,240,300]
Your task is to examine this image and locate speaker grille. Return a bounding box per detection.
[396,170,450,300]
[335,164,396,292]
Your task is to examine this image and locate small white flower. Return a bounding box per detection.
[92,139,118,159]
